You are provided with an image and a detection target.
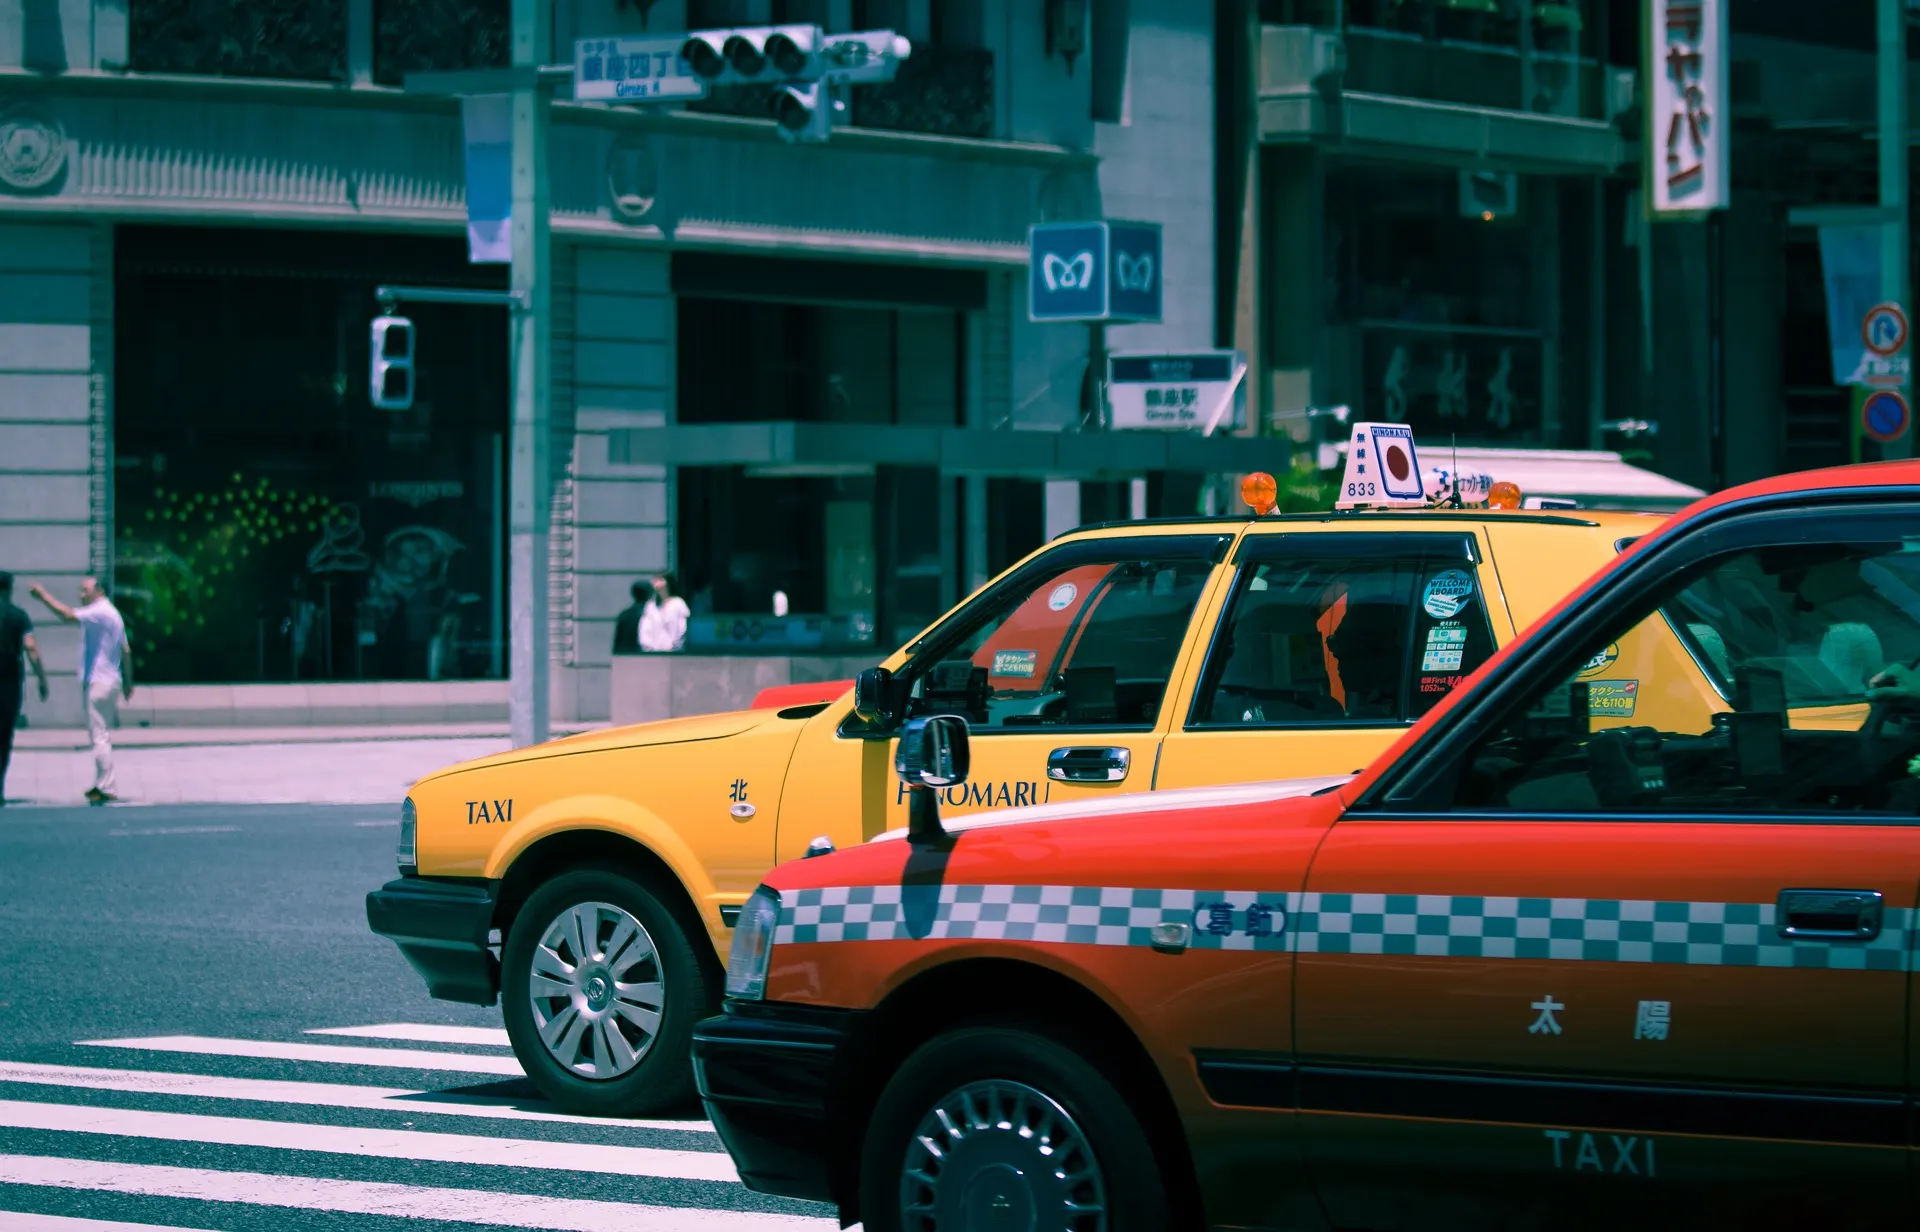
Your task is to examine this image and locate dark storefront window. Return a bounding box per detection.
[373,0,509,87]
[676,467,955,653]
[678,297,963,426]
[129,0,347,80]
[114,227,508,685]
[1328,163,1552,445]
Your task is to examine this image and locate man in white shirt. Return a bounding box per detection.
[638,572,689,653]
[31,577,133,804]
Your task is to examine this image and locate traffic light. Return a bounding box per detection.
[677,25,908,144]
[370,315,415,411]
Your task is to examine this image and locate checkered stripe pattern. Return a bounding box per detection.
[778,885,1916,970]
[1294,894,1915,971]
[775,884,1292,952]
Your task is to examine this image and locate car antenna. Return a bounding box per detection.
[1450,433,1463,508]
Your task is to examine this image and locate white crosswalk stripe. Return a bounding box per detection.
[0,1061,714,1133]
[0,1021,840,1230]
[305,1022,515,1048]
[0,1157,829,1231]
[76,1034,526,1075]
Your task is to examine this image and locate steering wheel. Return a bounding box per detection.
[1849,698,1916,806]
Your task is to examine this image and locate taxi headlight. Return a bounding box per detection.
[397,797,417,874]
[725,885,781,1001]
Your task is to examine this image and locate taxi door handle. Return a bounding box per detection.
[1049,747,1131,783]
[1776,889,1884,941]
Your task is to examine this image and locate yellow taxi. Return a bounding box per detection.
[367,424,1682,1116]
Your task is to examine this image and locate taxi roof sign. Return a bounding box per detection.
[1336,423,1427,508]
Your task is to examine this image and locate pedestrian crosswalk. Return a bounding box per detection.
[0,1020,842,1231]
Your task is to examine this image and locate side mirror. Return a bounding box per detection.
[853,666,901,727]
[894,714,970,845]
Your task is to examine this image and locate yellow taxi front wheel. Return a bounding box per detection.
[859,1026,1168,1232]
[500,868,710,1116]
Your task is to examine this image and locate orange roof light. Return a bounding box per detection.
[1240,471,1278,516]
[1488,480,1523,510]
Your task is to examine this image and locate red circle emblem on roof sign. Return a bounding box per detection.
[1385,442,1411,481]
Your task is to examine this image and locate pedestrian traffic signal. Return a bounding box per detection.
[675,25,907,144]
[370,315,415,411]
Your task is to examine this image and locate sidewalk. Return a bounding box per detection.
[3,722,602,807]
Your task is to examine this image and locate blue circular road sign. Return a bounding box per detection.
[1863,389,1911,442]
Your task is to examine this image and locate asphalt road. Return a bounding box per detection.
[0,803,839,1231]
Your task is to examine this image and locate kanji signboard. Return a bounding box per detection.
[1646,0,1729,215]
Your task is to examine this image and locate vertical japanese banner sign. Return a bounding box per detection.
[1816,225,1883,386]
[461,94,513,264]
[1646,0,1730,215]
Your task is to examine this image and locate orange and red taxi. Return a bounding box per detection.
[694,458,1920,1231]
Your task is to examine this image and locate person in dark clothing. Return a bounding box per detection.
[612,579,653,656]
[0,571,52,806]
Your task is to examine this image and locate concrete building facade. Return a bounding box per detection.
[0,0,1263,728]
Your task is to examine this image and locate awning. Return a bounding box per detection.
[1449,446,1706,512]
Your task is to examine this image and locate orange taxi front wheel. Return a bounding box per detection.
[500,869,710,1117]
[859,1026,1168,1232]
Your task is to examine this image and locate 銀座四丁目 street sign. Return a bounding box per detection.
[1028,220,1162,323]
[573,36,708,102]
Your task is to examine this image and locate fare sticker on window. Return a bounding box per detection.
[1421,625,1468,673]
[992,649,1039,678]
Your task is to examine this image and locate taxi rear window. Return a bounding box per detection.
[1190,535,1496,727]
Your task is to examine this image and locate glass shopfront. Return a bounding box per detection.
[113,226,509,684]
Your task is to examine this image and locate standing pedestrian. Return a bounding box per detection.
[0,571,51,806]
[612,579,650,656]
[30,577,133,805]
[639,572,689,652]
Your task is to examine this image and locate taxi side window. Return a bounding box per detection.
[1452,533,1920,816]
[897,547,1219,732]
[1189,538,1496,728]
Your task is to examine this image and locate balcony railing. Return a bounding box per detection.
[1262,1,1624,125]
[853,44,994,140]
[129,0,346,81]
[373,0,510,87]
[689,44,994,141]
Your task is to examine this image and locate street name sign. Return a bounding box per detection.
[573,36,708,102]
[1108,351,1244,430]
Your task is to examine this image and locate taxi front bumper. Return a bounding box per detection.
[692,1000,861,1205]
[364,876,500,1007]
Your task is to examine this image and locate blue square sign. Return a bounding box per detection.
[1028,220,1163,323]
[1107,221,1162,322]
[1029,222,1108,321]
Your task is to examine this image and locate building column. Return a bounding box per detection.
[560,245,672,724]
[1263,144,1322,429]
[0,220,101,727]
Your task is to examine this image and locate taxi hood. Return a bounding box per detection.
[414,709,771,780]
[868,774,1355,844]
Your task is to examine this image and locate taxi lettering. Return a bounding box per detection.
[893,779,1051,809]
[465,799,513,825]
[1544,1130,1655,1177]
